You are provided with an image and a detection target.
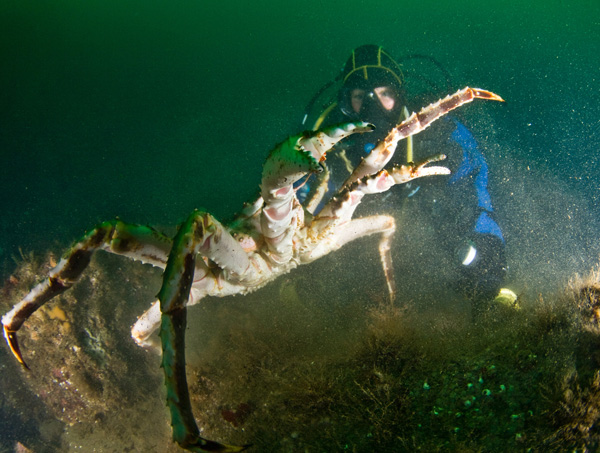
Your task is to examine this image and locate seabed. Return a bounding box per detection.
[2,249,600,452]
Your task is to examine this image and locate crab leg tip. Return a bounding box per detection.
[3,326,29,370]
[186,439,251,452]
[472,88,504,102]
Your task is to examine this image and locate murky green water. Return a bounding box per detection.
[2,0,598,275]
[1,1,599,451]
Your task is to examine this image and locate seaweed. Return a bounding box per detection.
[3,252,600,451]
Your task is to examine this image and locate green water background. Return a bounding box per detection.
[1,1,600,450]
[1,1,598,289]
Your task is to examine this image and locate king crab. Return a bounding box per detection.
[2,87,502,451]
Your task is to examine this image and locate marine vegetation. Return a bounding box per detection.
[2,88,502,451]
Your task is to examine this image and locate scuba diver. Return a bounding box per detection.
[299,44,509,317]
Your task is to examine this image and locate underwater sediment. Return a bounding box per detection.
[2,250,600,452]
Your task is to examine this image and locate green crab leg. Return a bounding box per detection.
[2,220,172,368]
[158,210,250,452]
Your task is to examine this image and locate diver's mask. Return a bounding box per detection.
[340,86,401,129]
[337,88,402,155]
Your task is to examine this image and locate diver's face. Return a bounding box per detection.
[350,86,397,114]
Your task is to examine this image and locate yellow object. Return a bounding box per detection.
[343,46,404,89]
[494,288,520,310]
[48,305,67,321]
[313,102,338,130]
[47,305,71,331]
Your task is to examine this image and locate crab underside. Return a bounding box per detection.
[2,87,503,452]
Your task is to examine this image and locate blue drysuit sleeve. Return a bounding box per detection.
[449,119,504,243]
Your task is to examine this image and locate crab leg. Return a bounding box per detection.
[157,210,251,452]
[343,87,504,187]
[310,156,451,301]
[2,220,173,368]
[303,215,397,300]
[260,122,373,264]
[303,165,330,215]
[318,155,450,228]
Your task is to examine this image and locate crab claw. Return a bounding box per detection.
[262,121,374,192]
[470,88,505,102]
[3,325,29,370]
[298,121,375,162]
[390,154,451,185]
